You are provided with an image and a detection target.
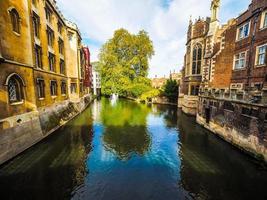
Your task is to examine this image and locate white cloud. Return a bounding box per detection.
[57,0,251,78]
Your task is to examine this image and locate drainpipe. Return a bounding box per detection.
[246,13,259,100]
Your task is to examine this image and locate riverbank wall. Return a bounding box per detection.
[0,94,93,165]
[196,96,267,163]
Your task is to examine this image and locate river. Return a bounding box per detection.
[0,98,266,200]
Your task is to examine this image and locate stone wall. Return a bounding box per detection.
[197,96,267,162]
[0,95,92,165]
[181,95,199,115]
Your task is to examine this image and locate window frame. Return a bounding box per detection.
[50,80,57,96]
[191,44,202,75]
[7,74,25,104]
[255,44,267,67]
[32,12,40,38]
[46,26,54,47]
[234,51,247,70]
[34,44,42,68]
[61,81,67,95]
[48,52,55,72]
[9,8,20,34]
[36,78,45,99]
[236,21,250,41]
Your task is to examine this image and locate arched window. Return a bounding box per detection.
[9,8,20,34]
[192,44,202,75]
[6,74,25,103]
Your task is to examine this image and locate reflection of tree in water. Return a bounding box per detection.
[151,104,178,129]
[0,109,94,200]
[101,98,151,160]
[177,110,267,200]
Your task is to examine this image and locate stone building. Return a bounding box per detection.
[0,0,37,121]
[151,76,167,89]
[65,21,83,102]
[196,0,267,162]
[0,0,93,165]
[178,14,210,115]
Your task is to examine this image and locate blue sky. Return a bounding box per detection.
[57,0,251,77]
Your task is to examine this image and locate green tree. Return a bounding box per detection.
[163,79,178,103]
[98,28,155,97]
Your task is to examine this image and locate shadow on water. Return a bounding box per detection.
[0,108,94,200]
[0,98,266,200]
[177,110,267,200]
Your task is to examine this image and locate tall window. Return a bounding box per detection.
[7,74,24,103]
[70,83,77,94]
[262,11,267,28]
[192,44,202,75]
[50,80,57,96]
[256,45,266,66]
[32,13,40,38]
[234,52,246,69]
[45,7,52,23]
[61,81,67,95]
[58,39,64,54]
[36,78,45,98]
[47,26,54,47]
[9,8,20,34]
[34,45,42,68]
[58,21,63,34]
[48,53,55,72]
[60,59,65,74]
[237,22,250,40]
[190,85,199,96]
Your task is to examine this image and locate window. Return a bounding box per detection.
[58,22,63,34]
[70,83,77,94]
[7,74,24,103]
[264,12,267,28]
[45,7,52,23]
[58,39,64,54]
[36,78,45,98]
[234,52,246,69]
[34,45,42,68]
[60,59,65,74]
[32,13,40,38]
[48,53,55,72]
[237,22,250,40]
[9,8,20,34]
[192,44,202,75]
[190,85,199,96]
[61,81,67,95]
[47,26,54,46]
[50,80,57,96]
[256,45,266,66]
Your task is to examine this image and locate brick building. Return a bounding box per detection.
[195,0,267,162]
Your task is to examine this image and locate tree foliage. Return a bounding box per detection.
[99,28,155,98]
[163,79,178,103]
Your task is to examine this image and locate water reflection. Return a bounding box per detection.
[100,98,151,160]
[177,110,267,200]
[0,98,266,200]
[0,109,94,200]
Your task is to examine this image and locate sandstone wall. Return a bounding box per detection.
[0,95,92,165]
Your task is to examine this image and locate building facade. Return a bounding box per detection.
[0,0,93,165]
[184,0,267,162]
[91,62,101,96]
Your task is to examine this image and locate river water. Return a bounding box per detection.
[0,98,266,200]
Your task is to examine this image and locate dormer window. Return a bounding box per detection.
[237,22,250,40]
